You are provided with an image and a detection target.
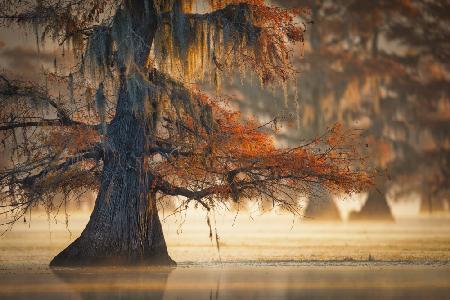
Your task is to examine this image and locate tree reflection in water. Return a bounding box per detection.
[52,267,173,300]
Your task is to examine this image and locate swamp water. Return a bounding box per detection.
[1,211,449,299]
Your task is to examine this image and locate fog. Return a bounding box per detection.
[1,209,449,299]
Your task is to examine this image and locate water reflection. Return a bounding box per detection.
[52,267,173,300]
[0,264,449,300]
[2,217,450,299]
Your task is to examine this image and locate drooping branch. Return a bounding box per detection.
[20,147,103,188]
[149,106,372,212]
[153,2,305,85]
[1,145,102,188]
[0,119,70,131]
[0,144,102,227]
[153,160,363,213]
[0,0,118,46]
[0,74,105,132]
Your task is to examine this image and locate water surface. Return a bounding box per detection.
[1,213,449,299]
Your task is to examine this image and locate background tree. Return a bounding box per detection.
[0,0,371,266]
[386,0,450,215]
[236,0,450,220]
[327,0,450,219]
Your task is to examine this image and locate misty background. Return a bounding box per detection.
[0,0,449,222]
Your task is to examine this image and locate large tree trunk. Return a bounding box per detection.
[50,173,175,266]
[50,0,175,267]
[50,116,175,266]
[304,197,341,221]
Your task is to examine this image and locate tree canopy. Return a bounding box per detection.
[0,0,372,230]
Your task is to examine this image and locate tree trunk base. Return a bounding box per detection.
[49,218,177,267]
[419,195,449,215]
[349,189,394,222]
[50,247,176,267]
[304,186,341,221]
[49,187,176,267]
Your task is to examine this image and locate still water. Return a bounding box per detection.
[1,264,450,300]
[1,211,449,299]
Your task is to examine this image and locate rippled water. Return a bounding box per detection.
[1,212,449,299]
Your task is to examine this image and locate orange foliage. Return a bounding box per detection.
[0,0,372,218]
[46,127,100,155]
[153,91,372,205]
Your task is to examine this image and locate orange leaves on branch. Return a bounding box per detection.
[237,3,307,85]
[152,87,373,205]
[46,127,100,155]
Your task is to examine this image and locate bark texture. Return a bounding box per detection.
[50,157,175,266]
[50,0,176,267]
[51,84,175,266]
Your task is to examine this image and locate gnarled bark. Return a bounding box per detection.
[50,0,176,267]
[50,159,175,267]
[51,100,175,266]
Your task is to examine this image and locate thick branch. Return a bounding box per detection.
[153,176,214,210]
[0,119,70,131]
[0,119,103,131]
[3,146,103,189]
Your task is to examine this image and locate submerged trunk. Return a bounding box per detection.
[51,55,175,267]
[50,120,175,266]
[420,190,449,215]
[304,197,341,221]
[304,184,341,221]
[349,177,394,222]
[50,0,175,267]
[349,189,394,221]
[50,170,175,266]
